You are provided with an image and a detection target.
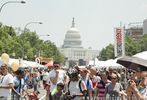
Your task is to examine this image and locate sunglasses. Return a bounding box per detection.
[54,66,59,68]
[111,77,117,79]
[0,68,6,70]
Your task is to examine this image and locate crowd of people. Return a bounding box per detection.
[0,60,147,100]
[42,61,147,100]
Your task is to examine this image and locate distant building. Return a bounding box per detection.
[59,18,99,68]
[125,22,143,41]
[143,19,147,34]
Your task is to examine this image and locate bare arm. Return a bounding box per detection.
[0,83,14,89]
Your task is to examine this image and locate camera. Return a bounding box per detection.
[128,80,133,85]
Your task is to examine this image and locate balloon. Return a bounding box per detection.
[1,53,9,64]
[11,61,19,72]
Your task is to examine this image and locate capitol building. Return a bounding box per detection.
[59,18,99,67]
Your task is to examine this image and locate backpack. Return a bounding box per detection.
[68,80,89,94]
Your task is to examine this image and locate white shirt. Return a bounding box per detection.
[48,69,56,92]
[43,72,49,81]
[49,69,66,92]
[0,73,14,97]
[68,80,86,100]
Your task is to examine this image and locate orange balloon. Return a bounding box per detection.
[11,61,19,71]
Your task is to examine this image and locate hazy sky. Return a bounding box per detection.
[0,0,147,50]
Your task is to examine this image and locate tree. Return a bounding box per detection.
[0,24,65,63]
[99,44,115,60]
[139,34,147,51]
[125,36,141,56]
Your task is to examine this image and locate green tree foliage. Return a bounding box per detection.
[125,36,141,56]
[0,24,64,63]
[99,35,147,60]
[99,44,115,60]
[139,34,147,51]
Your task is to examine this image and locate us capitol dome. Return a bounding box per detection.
[60,18,99,67]
[62,18,83,48]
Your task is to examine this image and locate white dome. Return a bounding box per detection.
[62,18,82,48]
[65,27,81,39]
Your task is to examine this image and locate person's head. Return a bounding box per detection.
[108,67,113,74]
[79,68,88,77]
[140,71,147,78]
[24,68,29,75]
[0,63,8,75]
[57,82,64,92]
[141,77,147,86]
[69,70,79,81]
[139,71,147,87]
[89,67,97,75]
[15,68,25,79]
[101,72,108,80]
[53,61,60,70]
[110,72,118,83]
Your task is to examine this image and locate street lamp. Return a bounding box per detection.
[39,34,50,37]
[0,0,25,13]
[21,21,43,60]
[23,21,43,33]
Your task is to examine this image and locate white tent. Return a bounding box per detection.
[21,60,45,68]
[8,58,45,68]
[88,58,123,69]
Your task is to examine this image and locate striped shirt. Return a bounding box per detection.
[97,79,111,97]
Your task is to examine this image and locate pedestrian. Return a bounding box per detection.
[97,72,111,100]
[79,67,93,100]
[126,71,147,100]
[11,68,25,100]
[52,82,66,100]
[105,72,124,100]
[0,63,14,100]
[67,69,87,100]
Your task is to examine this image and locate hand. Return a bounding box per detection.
[119,91,127,96]
[126,86,133,96]
[129,80,137,90]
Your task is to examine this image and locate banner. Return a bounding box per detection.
[114,27,125,57]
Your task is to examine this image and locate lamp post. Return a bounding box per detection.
[23,22,43,33]
[0,0,25,13]
[21,21,43,60]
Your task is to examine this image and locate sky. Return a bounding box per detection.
[0,0,147,50]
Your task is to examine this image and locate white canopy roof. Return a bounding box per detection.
[88,58,123,69]
[7,58,45,68]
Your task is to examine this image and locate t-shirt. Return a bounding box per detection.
[140,86,147,98]
[97,79,111,97]
[49,69,66,92]
[48,69,56,92]
[106,82,123,99]
[0,73,14,97]
[68,80,87,100]
[13,77,24,93]
[43,72,49,81]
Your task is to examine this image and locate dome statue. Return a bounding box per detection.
[62,18,83,48]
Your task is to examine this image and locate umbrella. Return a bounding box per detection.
[133,51,147,60]
[117,56,147,71]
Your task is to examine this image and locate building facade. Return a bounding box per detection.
[143,19,147,34]
[59,18,99,68]
[125,26,143,41]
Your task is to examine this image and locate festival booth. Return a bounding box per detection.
[88,58,123,70]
